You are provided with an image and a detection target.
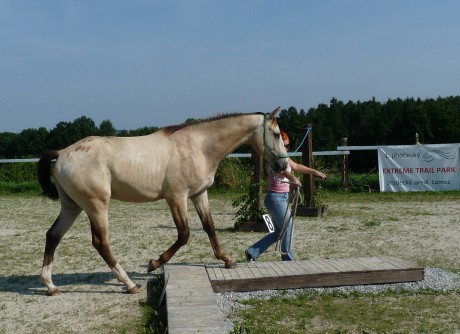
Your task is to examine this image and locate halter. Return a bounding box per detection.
[262,115,288,164]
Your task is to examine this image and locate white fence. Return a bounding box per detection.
[0,159,39,163]
[0,150,350,163]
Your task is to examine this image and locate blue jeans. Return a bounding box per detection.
[246,191,294,261]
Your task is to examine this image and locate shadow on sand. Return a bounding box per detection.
[0,270,149,296]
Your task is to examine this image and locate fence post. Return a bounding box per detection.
[341,137,349,188]
[296,123,327,217]
[251,148,263,211]
[301,124,314,208]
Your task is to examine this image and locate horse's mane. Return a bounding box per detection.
[162,112,265,136]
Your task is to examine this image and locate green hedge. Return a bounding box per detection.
[0,159,377,195]
[0,158,256,194]
[0,163,40,194]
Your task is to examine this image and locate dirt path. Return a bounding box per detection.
[0,193,459,333]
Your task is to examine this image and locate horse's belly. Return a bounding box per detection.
[110,181,163,202]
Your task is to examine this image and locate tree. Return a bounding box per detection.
[17,127,49,157]
[0,132,17,158]
[99,120,117,136]
[47,116,98,150]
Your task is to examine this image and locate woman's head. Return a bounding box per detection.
[280,131,290,148]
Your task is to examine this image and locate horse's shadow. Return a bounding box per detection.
[0,271,149,296]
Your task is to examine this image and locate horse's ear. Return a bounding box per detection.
[267,107,281,120]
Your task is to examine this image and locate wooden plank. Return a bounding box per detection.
[163,264,228,334]
[297,260,324,274]
[382,256,423,270]
[246,262,266,278]
[207,257,424,293]
[313,259,341,273]
[220,266,234,281]
[337,258,367,272]
[282,260,304,275]
[266,261,286,277]
[255,262,274,278]
[233,265,251,280]
[227,266,240,280]
[272,261,290,277]
[346,258,374,272]
[370,257,401,270]
[206,266,218,281]
[166,256,425,331]
[326,258,354,272]
[257,262,280,277]
[353,257,383,271]
[355,257,390,270]
[380,256,409,269]
[287,260,306,276]
[210,266,225,281]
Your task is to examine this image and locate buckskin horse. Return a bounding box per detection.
[37,108,288,296]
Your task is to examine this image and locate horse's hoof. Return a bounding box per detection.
[147,259,160,272]
[126,284,142,294]
[225,261,237,269]
[47,288,62,296]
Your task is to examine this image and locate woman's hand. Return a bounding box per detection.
[316,171,327,179]
[283,170,301,187]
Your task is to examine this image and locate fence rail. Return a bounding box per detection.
[0,158,39,163]
[0,151,350,163]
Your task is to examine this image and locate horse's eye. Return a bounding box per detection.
[274,133,280,140]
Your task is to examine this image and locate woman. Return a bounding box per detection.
[245,131,327,261]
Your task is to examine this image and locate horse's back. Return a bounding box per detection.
[55,134,171,203]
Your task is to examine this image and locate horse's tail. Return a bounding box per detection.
[37,151,60,200]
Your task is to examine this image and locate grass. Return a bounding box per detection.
[137,274,168,334]
[231,289,460,334]
[362,219,381,228]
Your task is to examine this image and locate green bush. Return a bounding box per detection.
[0,181,40,194]
[214,158,253,189]
[232,182,266,225]
[0,163,37,182]
[0,163,40,194]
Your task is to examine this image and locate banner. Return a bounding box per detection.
[378,144,460,192]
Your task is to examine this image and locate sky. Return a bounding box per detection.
[1,1,460,133]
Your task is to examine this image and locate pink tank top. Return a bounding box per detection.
[267,164,291,193]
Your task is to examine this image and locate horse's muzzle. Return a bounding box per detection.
[273,159,288,173]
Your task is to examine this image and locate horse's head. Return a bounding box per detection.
[260,107,289,172]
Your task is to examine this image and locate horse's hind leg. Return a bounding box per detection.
[148,196,190,272]
[41,196,82,296]
[87,204,141,294]
[192,191,236,269]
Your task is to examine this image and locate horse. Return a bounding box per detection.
[37,108,288,296]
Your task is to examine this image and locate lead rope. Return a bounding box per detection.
[292,127,311,153]
[276,183,300,256]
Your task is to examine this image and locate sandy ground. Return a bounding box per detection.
[0,193,459,333]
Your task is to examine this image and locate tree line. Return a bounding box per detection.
[0,116,159,159]
[277,95,460,171]
[1,96,459,171]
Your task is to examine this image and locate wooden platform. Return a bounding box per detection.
[163,264,229,334]
[206,256,424,293]
[162,257,424,333]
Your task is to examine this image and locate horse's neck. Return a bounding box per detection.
[200,114,262,164]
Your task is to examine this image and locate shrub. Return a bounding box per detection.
[214,158,252,189]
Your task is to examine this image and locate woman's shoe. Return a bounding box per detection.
[245,250,255,262]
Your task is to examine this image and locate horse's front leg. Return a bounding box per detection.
[192,191,236,269]
[148,197,190,272]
